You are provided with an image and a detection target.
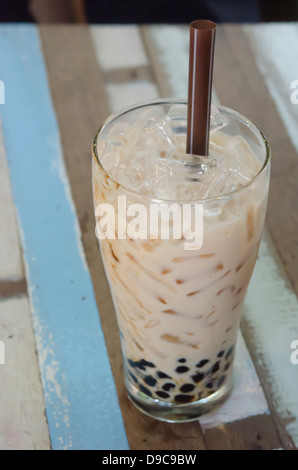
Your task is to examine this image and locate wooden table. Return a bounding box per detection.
[0,22,298,451]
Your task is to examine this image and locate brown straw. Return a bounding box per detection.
[186,20,216,156]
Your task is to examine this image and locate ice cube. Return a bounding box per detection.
[210,105,229,134]
[107,122,131,147]
[114,151,150,192]
[131,109,177,152]
[165,104,188,150]
[148,158,181,200]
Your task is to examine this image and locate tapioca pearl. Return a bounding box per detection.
[143,375,157,387]
[178,358,186,363]
[174,394,194,403]
[225,345,234,360]
[224,362,231,371]
[180,383,195,393]
[140,359,155,368]
[128,372,138,384]
[127,359,146,371]
[155,390,170,399]
[217,375,226,388]
[175,366,189,373]
[157,371,171,379]
[139,384,152,397]
[192,372,204,383]
[212,361,221,373]
[217,350,225,358]
[205,381,213,389]
[196,359,209,368]
[162,382,176,392]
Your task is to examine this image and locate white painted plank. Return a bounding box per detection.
[0,296,50,450]
[0,120,23,280]
[106,82,159,113]
[143,25,189,98]
[244,23,298,153]
[91,25,159,113]
[241,24,298,445]
[244,233,298,446]
[91,25,149,71]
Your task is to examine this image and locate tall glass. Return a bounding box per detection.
[92,99,270,422]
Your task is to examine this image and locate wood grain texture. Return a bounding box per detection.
[0,296,51,450]
[0,120,50,449]
[203,414,281,450]
[0,120,24,282]
[40,24,206,450]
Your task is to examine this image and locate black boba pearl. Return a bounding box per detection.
[178,358,186,363]
[217,375,226,387]
[144,375,157,387]
[130,360,146,371]
[174,394,194,403]
[205,381,213,389]
[157,371,171,379]
[192,372,204,383]
[127,359,136,368]
[128,372,138,384]
[162,382,176,391]
[212,361,220,373]
[225,346,234,360]
[139,384,152,397]
[224,362,231,371]
[140,359,155,368]
[155,390,170,399]
[175,366,189,373]
[196,359,209,368]
[180,383,195,393]
[217,350,225,358]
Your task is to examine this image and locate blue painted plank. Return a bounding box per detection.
[0,24,129,450]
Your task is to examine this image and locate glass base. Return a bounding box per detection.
[126,374,233,423]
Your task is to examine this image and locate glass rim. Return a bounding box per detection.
[92,98,271,204]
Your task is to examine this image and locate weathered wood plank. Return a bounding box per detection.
[0,24,128,450]
[40,23,206,450]
[0,121,24,281]
[141,23,284,450]
[0,118,50,450]
[212,24,298,449]
[91,25,159,112]
[0,296,51,450]
[244,23,298,292]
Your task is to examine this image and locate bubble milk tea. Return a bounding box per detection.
[92,100,270,421]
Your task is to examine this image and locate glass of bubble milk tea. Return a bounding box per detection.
[92,99,270,422]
